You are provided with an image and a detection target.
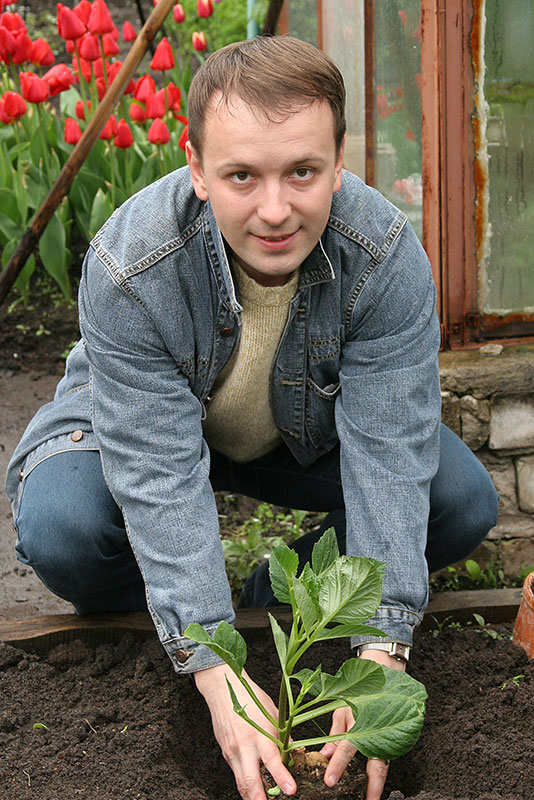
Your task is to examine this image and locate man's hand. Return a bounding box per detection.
[194,663,296,800]
[320,649,406,800]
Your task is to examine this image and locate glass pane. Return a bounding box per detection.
[322,0,366,179]
[285,0,318,45]
[374,0,422,241]
[481,0,534,313]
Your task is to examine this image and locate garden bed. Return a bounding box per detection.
[0,602,531,800]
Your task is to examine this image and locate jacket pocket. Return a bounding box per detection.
[305,377,340,449]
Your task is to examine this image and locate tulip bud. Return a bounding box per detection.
[87,0,115,35]
[31,37,55,67]
[173,4,185,23]
[192,31,207,52]
[150,36,174,71]
[99,114,118,140]
[19,71,50,103]
[129,102,146,123]
[122,20,137,42]
[42,63,75,96]
[197,0,213,18]
[2,90,26,120]
[148,118,170,145]
[114,118,134,148]
[64,116,82,144]
[178,123,189,151]
[57,3,86,40]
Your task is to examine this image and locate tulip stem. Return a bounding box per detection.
[36,104,52,186]
[73,41,90,119]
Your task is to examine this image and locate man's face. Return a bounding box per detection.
[186,95,345,287]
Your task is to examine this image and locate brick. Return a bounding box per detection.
[483,459,517,514]
[440,391,461,437]
[501,537,534,576]
[488,512,534,540]
[516,456,534,514]
[460,395,490,450]
[489,396,534,450]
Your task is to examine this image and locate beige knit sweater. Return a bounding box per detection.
[202,263,299,462]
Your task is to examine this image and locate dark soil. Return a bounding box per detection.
[0,623,532,800]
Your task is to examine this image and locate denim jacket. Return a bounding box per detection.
[6,167,441,673]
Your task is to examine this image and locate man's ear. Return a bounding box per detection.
[333,133,346,194]
[186,141,209,201]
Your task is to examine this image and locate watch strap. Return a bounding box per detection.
[355,642,410,663]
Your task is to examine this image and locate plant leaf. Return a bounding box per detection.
[184,621,247,675]
[343,669,427,760]
[89,187,114,239]
[314,622,387,642]
[311,528,339,576]
[292,576,319,636]
[298,563,320,604]
[318,557,382,625]
[268,613,288,669]
[291,665,323,697]
[269,545,299,604]
[314,658,385,701]
[39,211,71,299]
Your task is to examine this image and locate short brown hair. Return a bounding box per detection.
[187,36,346,157]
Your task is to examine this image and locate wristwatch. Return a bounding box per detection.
[355,642,410,663]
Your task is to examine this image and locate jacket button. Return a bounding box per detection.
[71,429,84,442]
[18,469,23,481]
[220,327,234,337]
[174,649,194,664]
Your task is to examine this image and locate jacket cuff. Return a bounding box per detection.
[163,626,225,674]
[350,604,423,649]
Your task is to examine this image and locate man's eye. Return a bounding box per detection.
[293,168,314,180]
[230,172,252,184]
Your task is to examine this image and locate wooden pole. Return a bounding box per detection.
[0,0,175,307]
[262,0,285,35]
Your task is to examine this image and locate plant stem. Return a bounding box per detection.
[36,104,52,185]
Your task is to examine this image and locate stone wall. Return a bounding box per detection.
[439,345,534,576]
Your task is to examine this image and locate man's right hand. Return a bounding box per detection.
[194,663,297,800]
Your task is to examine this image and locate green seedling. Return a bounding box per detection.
[472,613,504,640]
[32,723,48,731]
[500,674,525,690]
[186,528,427,769]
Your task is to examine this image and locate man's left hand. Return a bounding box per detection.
[320,649,406,800]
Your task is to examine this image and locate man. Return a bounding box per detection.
[6,36,498,800]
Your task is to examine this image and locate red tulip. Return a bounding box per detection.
[31,37,55,67]
[99,114,118,140]
[0,25,17,57]
[134,74,155,102]
[150,36,174,71]
[11,31,33,64]
[43,63,75,96]
[64,116,82,144]
[57,3,86,40]
[174,112,188,125]
[108,61,134,92]
[75,99,90,119]
[102,32,119,56]
[0,97,12,124]
[72,53,92,82]
[78,32,100,61]
[192,31,207,52]
[148,117,170,144]
[96,76,107,100]
[146,90,166,119]
[197,0,213,18]
[173,4,185,23]
[122,20,137,42]
[73,0,92,27]
[20,71,50,103]
[2,90,27,120]
[87,0,115,35]
[0,11,26,32]
[114,118,133,148]
[165,82,181,111]
[129,102,146,123]
[178,123,189,151]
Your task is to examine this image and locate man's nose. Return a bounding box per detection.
[256,183,292,228]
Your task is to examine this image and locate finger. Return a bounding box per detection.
[262,750,297,797]
[323,739,357,788]
[365,757,390,800]
[320,708,351,759]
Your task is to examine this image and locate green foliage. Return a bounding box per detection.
[186,528,427,766]
[221,502,313,599]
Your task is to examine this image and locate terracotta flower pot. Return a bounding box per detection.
[513,570,534,658]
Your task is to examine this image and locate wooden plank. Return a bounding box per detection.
[0,589,522,652]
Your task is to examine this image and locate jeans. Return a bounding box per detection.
[14,424,498,614]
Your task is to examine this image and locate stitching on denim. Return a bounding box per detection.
[343,260,379,328]
[328,212,407,262]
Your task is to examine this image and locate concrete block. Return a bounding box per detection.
[460,395,490,450]
[501,537,534,577]
[488,512,534,540]
[489,396,534,450]
[516,456,534,514]
[441,391,461,437]
[484,459,517,513]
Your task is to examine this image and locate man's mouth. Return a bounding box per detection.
[256,232,296,242]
